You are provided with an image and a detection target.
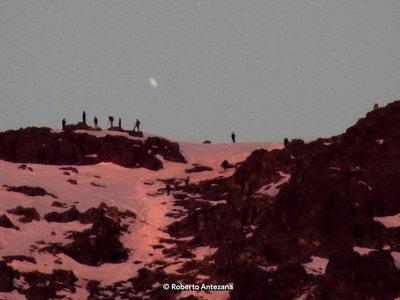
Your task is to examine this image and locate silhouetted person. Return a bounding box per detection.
[118,118,122,128]
[166,184,171,196]
[373,103,379,110]
[231,132,236,143]
[82,111,86,124]
[221,160,229,171]
[134,119,141,132]
[94,116,98,128]
[108,116,114,128]
[62,118,66,130]
[184,176,190,187]
[284,138,289,147]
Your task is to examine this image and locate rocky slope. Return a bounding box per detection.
[2,102,400,299]
[166,101,400,299]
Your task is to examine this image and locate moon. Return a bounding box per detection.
[149,77,158,88]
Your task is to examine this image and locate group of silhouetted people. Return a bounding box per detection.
[61,111,141,132]
[62,102,383,144]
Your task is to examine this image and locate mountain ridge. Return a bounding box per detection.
[1,101,400,299]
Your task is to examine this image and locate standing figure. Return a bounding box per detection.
[62,118,66,130]
[108,116,114,128]
[133,119,141,132]
[231,132,236,143]
[82,111,86,124]
[221,160,229,171]
[166,184,171,196]
[284,138,290,147]
[94,116,98,128]
[373,103,379,110]
[118,118,122,128]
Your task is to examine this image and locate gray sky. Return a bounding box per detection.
[1,1,400,143]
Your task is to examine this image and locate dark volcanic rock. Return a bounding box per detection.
[50,201,66,208]
[144,136,186,163]
[59,166,78,173]
[166,101,400,298]
[64,122,91,131]
[86,268,180,300]
[60,216,128,266]
[44,207,80,223]
[131,268,167,293]
[18,164,33,171]
[0,127,186,170]
[21,269,77,300]
[318,251,400,299]
[230,263,312,300]
[23,287,55,300]
[86,280,101,295]
[128,130,144,138]
[4,185,57,198]
[67,179,78,185]
[0,214,15,228]
[185,165,213,173]
[168,200,240,247]
[172,193,188,200]
[7,206,40,223]
[91,182,106,188]
[3,255,36,264]
[0,261,15,292]
[43,203,133,266]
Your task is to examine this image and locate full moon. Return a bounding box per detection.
[149,77,158,87]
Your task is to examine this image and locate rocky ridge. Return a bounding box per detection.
[0,126,186,171]
[1,102,400,299]
[165,101,400,299]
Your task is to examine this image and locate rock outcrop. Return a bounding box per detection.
[0,127,186,170]
[166,100,400,298]
[42,203,135,266]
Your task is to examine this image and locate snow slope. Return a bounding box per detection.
[0,138,282,299]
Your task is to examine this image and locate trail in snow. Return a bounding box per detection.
[0,137,282,299]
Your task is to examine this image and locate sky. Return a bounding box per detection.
[1,1,400,143]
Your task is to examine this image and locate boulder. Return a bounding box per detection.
[0,261,15,292]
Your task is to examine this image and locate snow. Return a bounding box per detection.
[302,256,329,276]
[295,287,317,300]
[329,166,342,171]
[358,181,372,191]
[57,128,153,141]
[391,251,400,269]
[0,138,281,298]
[193,246,218,260]
[373,214,400,228]
[0,221,91,257]
[258,265,278,272]
[180,141,282,167]
[0,291,25,300]
[353,246,377,256]
[256,172,291,197]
